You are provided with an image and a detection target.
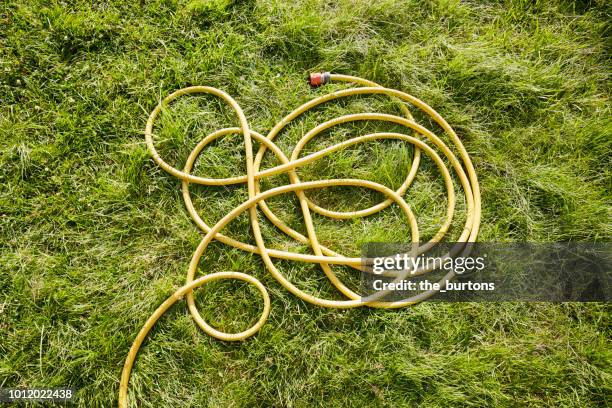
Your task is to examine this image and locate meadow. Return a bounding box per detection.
[1,0,610,406]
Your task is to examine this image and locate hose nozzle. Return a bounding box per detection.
[308,72,331,87]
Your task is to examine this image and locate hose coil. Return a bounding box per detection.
[119,74,481,406]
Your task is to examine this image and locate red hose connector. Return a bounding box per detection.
[309,72,331,87]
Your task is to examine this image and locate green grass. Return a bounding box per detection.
[1,0,611,406]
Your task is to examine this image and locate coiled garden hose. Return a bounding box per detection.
[118,73,481,406]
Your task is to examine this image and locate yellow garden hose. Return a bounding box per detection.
[118,73,481,406]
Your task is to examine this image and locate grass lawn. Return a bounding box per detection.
[1,0,610,406]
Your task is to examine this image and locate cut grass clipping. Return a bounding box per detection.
[1,1,611,407]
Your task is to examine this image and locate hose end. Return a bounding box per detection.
[308,72,331,87]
